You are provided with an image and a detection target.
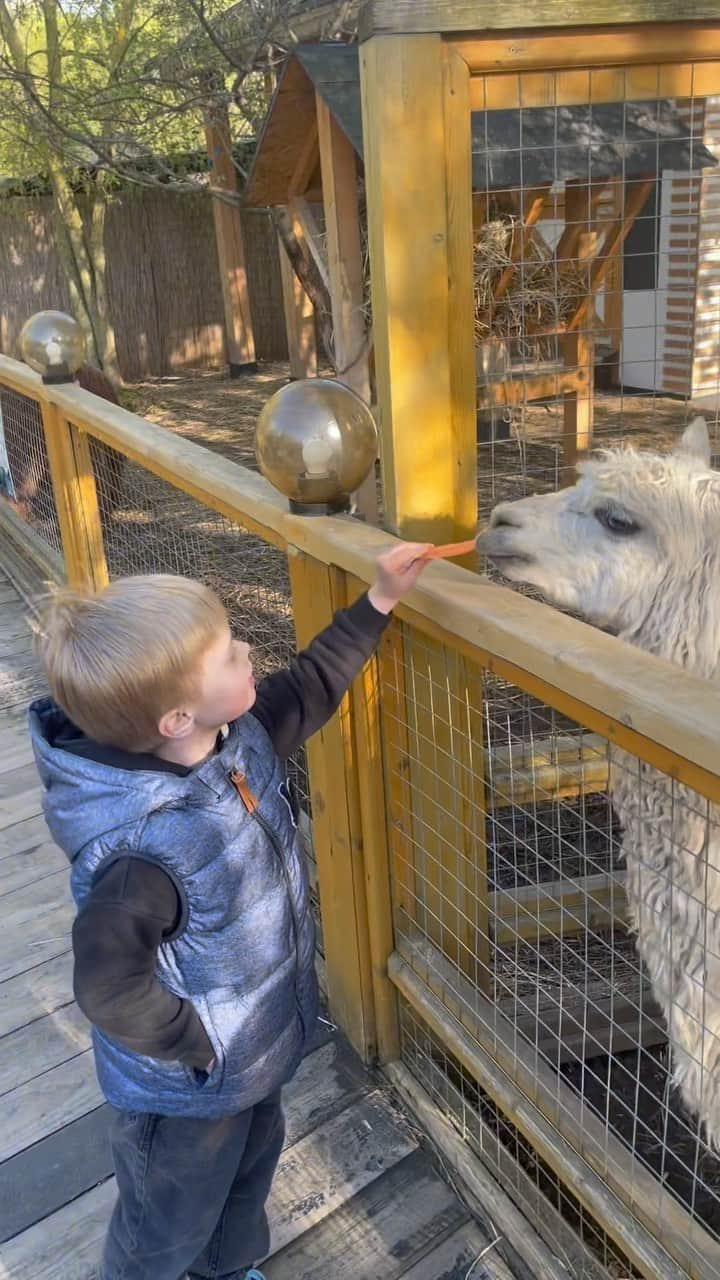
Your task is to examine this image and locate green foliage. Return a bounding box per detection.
[0,0,207,178]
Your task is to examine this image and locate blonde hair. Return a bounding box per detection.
[34,575,228,751]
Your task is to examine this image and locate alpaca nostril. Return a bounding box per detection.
[491,507,523,530]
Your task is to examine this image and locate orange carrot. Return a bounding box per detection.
[422,539,477,561]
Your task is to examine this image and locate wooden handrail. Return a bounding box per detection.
[3,353,720,796]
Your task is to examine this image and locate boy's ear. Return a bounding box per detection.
[158,708,195,741]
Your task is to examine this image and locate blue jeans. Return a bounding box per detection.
[100,1091,284,1280]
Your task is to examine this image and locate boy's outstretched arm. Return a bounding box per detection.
[252,542,430,759]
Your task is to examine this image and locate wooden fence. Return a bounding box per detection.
[0,192,287,380]
[4,351,720,1277]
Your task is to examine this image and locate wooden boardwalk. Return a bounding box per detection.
[0,566,514,1280]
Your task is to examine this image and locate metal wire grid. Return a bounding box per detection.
[89,442,317,888]
[381,621,720,1265]
[471,76,720,524]
[0,388,63,555]
[398,999,638,1279]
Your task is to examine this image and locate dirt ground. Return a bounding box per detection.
[123,362,715,524]
[123,363,292,473]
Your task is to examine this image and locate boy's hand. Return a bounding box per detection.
[367,542,432,615]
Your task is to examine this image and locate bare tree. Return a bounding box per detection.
[0,0,356,377]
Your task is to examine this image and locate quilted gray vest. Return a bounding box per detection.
[29,698,318,1117]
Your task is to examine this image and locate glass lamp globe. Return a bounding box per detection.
[255,378,378,515]
[19,310,85,384]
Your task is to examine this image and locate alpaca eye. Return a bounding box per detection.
[594,506,641,536]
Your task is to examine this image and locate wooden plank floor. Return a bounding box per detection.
[0,567,515,1280]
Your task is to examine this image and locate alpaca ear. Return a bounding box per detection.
[676,417,711,466]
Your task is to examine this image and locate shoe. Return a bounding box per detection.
[245,1272,266,1279]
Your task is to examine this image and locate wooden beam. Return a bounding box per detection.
[0,500,64,589]
[509,983,668,1063]
[360,33,476,543]
[278,237,318,380]
[360,7,720,43]
[471,62,720,110]
[347,574,399,1061]
[387,1058,610,1280]
[289,197,330,291]
[477,366,584,409]
[490,872,626,944]
[316,91,377,523]
[552,183,607,263]
[456,25,720,75]
[273,205,334,362]
[486,729,610,807]
[491,188,548,305]
[40,403,108,592]
[602,179,624,387]
[567,179,655,334]
[288,553,376,1062]
[562,182,596,469]
[203,101,257,374]
[442,46,478,551]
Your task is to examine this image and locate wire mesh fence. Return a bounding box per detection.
[0,387,62,556]
[381,619,720,1275]
[302,71,720,529]
[469,74,720,523]
[398,999,638,1280]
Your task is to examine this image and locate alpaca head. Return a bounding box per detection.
[479,419,720,652]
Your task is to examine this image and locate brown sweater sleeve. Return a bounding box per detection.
[72,858,214,1071]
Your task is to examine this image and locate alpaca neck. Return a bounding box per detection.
[619,562,720,681]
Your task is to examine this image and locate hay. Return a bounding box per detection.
[473,217,586,343]
[309,203,587,360]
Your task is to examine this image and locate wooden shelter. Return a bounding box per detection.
[246,37,717,539]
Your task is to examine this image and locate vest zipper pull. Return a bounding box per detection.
[229,769,258,813]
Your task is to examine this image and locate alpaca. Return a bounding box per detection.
[478,418,720,1146]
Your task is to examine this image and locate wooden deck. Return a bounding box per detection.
[0,566,516,1280]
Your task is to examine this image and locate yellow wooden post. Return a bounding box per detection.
[360,33,477,543]
[288,550,376,1061]
[345,574,401,1062]
[562,182,596,473]
[603,179,624,388]
[278,238,318,379]
[316,91,378,525]
[442,46,478,549]
[40,401,109,591]
[203,100,257,375]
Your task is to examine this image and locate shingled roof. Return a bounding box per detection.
[245,42,716,205]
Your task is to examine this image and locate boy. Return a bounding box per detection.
[29,541,429,1280]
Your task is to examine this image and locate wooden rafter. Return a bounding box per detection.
[567,177,655,332]
[492,187,549,305]
[289,196,330,291]
[359,2,720,37]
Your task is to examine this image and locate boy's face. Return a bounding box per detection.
[192,625,256,730]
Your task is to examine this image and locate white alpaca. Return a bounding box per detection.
[478,419,720,1145]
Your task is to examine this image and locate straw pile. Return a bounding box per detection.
[473,217,586,342]
[313,205,586,350]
